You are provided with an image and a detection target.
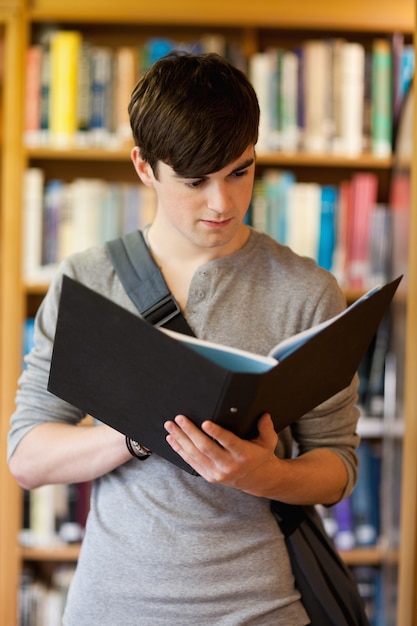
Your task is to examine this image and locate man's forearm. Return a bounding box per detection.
[8,421,131,489]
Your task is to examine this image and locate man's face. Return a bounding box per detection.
[147,146,256,253]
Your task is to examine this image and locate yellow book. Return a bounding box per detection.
[50,30,82,147]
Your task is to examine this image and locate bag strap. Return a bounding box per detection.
[105,230,194,336]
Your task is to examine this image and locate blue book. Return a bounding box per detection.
[351,441,380,546]
[23,318,35,368]
[318,185,338,272]
[265,169,295,243]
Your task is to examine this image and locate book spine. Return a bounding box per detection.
[40,44,51,140]
[22,168,45,281]
[248,52,275,153]
[350,441,380,547]
[42,179,66,267]
[371,38,393,157]
[76,41,93,142]
[286,182,321,261]
[339,42,365,156]
[50,30,82,147]
[89,46,114,145]
[23,45,43,146]
[302,39,332,153]
[318,185,338,272]
[114,46,138,144]
[346,172,378,288]
[331,496,356,551]
[279,49,299,152]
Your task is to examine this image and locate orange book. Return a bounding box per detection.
[24,45,43,145]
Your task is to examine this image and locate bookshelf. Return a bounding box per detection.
[0,0,415,624]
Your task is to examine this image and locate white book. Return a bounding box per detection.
[286,182,321,261]
[303,40,332,153]
[68,178,106,253]
[339,42,365,156]
[248,51,275,152]
[22,168,44,280]
[280,50,299,152]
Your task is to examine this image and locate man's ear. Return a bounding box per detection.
[131,147,155,187]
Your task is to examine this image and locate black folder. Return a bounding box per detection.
[48,275,401,474]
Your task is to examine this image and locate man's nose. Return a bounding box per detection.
[207,182,232,214]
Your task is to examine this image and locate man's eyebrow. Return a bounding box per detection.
[174,158,255,180]
[230,158,255,174]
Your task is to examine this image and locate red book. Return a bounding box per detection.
[347,172,378,289]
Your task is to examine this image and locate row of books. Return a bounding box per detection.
[24,29,244,149]
[20,481,90,548]
[322,441,382,552]
[22,169,157,283]
[249,169,394,290]
[24,28,414,155]
[20,565,74,626]
[249,36,414,157]
[351,566,385,626]
[23,165,410,290]
[18,564,382,626]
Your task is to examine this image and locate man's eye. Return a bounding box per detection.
[186,179,204,188]
[233,169,248,178]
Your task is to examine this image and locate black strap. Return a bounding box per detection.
[105,230,195,336]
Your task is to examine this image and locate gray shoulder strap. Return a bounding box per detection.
[105,230,194,335]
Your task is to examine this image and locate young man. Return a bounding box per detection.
[8,52,360,625]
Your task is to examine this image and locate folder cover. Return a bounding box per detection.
[48,275,401,474]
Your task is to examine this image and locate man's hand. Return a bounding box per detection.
[164,412,280,496]
[165,412,349,505]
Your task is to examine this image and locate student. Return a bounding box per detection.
[8,52,360,625]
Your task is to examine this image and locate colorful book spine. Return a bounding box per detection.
[318,185,338,272]
[89,46,114,144]
[350,441,380,546]
[23,45,43,145]
[114,46,139,143]
[49,30,82,147]
[346,172,379,288]
[371,38,393,157]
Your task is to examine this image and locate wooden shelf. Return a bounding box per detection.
[21,542,394,568]
[21,543,82,562]
[26,145,394,169]
[28,0,414,33]
[341,546,399,566]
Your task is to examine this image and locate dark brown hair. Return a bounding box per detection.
[128,51,259,177]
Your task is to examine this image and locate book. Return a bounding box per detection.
[89,46,114,145]
[286,182,321,261]
[346,172,379,288]
[317,185,338,272]
[48,275,401,474]
[279,50,299,152]
[302,39,332,153]
[371,39,393,157]
[350,440,380,547]
[338,41,365,156]
[23,45,43,146]
[22,168,44,280]
[331,496,356,551]
[114,46,138,143]
[49,30,82,147]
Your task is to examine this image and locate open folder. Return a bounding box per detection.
[48,275,402,474]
